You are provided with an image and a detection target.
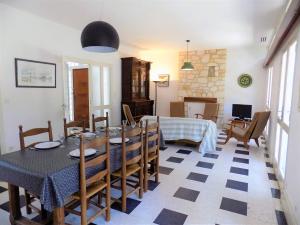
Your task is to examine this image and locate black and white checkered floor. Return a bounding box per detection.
[0,131,288,225]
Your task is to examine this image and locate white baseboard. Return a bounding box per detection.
[281,186,299,225]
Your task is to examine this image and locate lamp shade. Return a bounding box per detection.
[181,62,194,70]
[81,21,120,53]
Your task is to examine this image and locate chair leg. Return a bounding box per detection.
[97,192,102,206]
[81,198,87,225]
[41,204,47,219]
[139,168,143,199]
[155,158,159,183]
[243,140,249,149]
[121,177,127,212]
[144,162,148,192]
[255,138,260,147]
[105,185,111,221]
[224,135,231,144]
[25,190,32,215]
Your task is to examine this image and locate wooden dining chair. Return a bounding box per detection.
[122,104,140,125]
[144,116,160,192]
[224,111,271,149]
[19,121,53,217]
[111,124,144,212]
[64,118,86,138]
[195,103,219,123]
[92,112,109,132]
[65,134,111,225]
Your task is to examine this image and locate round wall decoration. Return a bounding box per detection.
[238,74,252,88]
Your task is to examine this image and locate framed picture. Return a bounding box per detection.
[158,74,170,87]
[15,58,56,88]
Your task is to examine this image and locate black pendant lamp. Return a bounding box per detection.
[81,21,120,53]
[181,40,194,71]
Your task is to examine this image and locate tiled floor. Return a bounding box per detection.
[0,131,288,225]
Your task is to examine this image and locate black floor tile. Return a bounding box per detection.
[154,208,188,225]
[0,195,26,212]
[275,210,288,225]
[220,197,247,216]
[266,162,273,168]
[217,141,224,145]
[268,173,277,181]
[271,188,281,199]
[235,150,249,155]
[230,166,249,176]
[160,146,168,151]
[226,179,248,192]
[196,161,214,169]
[177,149,192,155]
[237,143,246,148]
[186,172,208,183]
[173,187,200,202]
[265,153,270,158]
[148,180,160,191]
[203,153,219,159]
[218,136,227,140]
[0,186,7,193]
[166,156,184,163]
[111,197,141,214]
[159,166,174,175]
[216,147,222,151]
[233,157,249,164]
[219,132,227,135]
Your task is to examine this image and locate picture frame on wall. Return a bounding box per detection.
[15,58,56,88]
[158,74,170,87]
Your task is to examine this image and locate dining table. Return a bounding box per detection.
[0,129,165,225]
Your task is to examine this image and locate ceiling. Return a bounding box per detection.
[1,0,287,51]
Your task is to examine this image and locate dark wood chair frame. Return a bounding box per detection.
[144,117,160,192]
[111,124,144,212]
[19,121,53,218]
[64,118,86,138]
[92,112,109,133]
[65,134,111,225]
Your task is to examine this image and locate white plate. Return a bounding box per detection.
[109,127,121,130]
[34,141,61,150]
[69,148,97,158]
[109,137,129,144]
[83,132,96,138]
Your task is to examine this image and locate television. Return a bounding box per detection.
[232,104,252,120]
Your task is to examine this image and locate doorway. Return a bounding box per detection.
[63,59,112,128]
[73,68,89,127]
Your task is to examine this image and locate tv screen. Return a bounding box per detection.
[232,104,252,119]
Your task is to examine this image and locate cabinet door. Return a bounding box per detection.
[132,64,139,99]
[140,65,147,98]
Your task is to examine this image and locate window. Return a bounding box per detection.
[275,41,297,178]
[91,65,112,120]
[266,67,273,109]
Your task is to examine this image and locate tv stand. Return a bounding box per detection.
[234,118,251,122]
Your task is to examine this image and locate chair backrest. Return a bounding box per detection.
[19,121,53,150]
[145,117,160,156]
[249,111,271,139]
[203,103,219,122]
[79,134,110,199]
[170,102,185,117]
[122,104,135,125]
[92,112,109,133]
[121,124,143,174]
[64,118,86,138]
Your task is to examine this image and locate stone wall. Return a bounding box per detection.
[178,49,227,125]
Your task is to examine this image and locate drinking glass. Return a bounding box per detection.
[122,120,128,127]
[131,121,136,128]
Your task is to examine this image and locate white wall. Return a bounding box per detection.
[267,26,300,225]
[0,4,140,153]
[224,46,268,122]
[140,50,179,116]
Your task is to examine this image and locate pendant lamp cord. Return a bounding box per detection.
[186,40,188,62]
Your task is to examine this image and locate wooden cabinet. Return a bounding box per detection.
[121,57,154,120]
